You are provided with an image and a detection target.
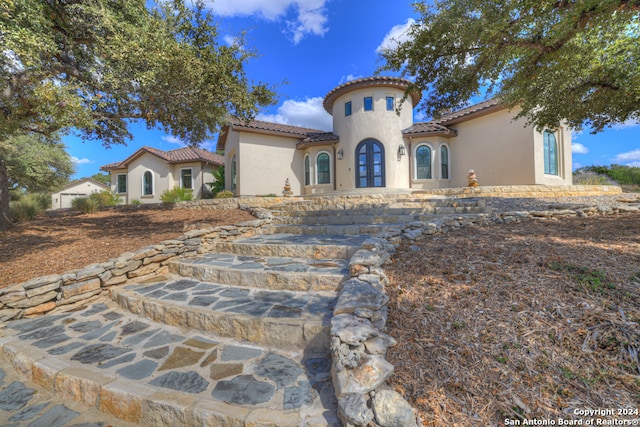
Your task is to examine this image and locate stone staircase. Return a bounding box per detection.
[0,232,368,426]
[265,195,487,235]
[0,194,471,426]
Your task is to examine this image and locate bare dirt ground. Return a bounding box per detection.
[386,211,640,427]
[0,206,255,287]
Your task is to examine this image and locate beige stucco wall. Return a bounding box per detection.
[232,132,303,196]
[302,146,335,195]
[405,138,454,190]
[332,86,413,190]
[126,154,171,204]
[51,181,108,209]
[412,109,573,187]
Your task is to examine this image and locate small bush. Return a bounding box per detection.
[9,193,51,222]
[130,199,141,206]
[573,170,617,186]
[206,166,225,196]
[161,187,193,203]
[90,190,121,207]
[71,196,100,214]
[214,190,234,199]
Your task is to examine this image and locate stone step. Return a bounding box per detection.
[111,275,334,352]
[267,197,485,212]
[271,204,484,217]
[0,299,338,426]
[273,213,440,225]
[265,223,403,236]
[211,233,368,259]
[169,253,348,292]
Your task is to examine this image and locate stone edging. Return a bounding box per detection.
[330,200,639,427]
[0,206,272,322]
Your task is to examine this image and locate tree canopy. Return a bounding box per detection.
[1,0,276,145]
[380,0,640,132]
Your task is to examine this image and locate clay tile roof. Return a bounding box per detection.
[323,76,422,115]
[101,145,223,171]
[227,117,326,137]
[402,122,457,138]
[435,98,502,125]
[296,132,340,149]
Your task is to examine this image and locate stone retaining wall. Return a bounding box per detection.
[329,198,639,427]
[0,214,272,322]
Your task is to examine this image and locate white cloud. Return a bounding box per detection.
[613,149,640,164]
[161,135,185,146]
[572,162,582,171]
[206,0,329,44]
[612,119,640,130]
[376,18,415,54]
[256,97,332,131]
[71,156,92,165]
[572,143,589,154]
[339,74,362,85]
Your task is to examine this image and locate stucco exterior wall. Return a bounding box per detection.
[406,138,454,190]
[302,146,335,195]
[127,153,171,204]
[51,181,108,209]
[332,86,413,191]
[533,125,573,185]
[235,133,303,196]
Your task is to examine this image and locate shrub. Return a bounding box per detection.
[71,196,100,214]
[573,170,618,186]
[214,190,234,199]
[130,199,141,206]
[206,166,225,196]
[9,193,51,222]
[161,187,193,203]
[90,190,121,207]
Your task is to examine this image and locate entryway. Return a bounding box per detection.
[355,139,385,188]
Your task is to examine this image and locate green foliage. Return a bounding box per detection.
[577,164,640,186]
[572,170,618,186]
[1,134,75,194]
[130,199,141,206]
[549,261,614,294]
[90,173,111,186]
[380,0,640,132]
[71,196,100,214]
[9,192,50,221]
[1,0,276,145]
[206,166,225,195]
[90,190,121,207]
[161,187,193,203]
[214,190,234,199]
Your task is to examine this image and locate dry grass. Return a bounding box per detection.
[386,212,640,426]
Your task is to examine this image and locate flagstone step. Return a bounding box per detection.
[168,253,349,292]
[273,213,442,225]
[210,233,368,259]
[0,300,338,426]
[265,223,404,236]
[111,275,334,352]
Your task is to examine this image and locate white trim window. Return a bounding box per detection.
[116,174,127,193]
[316,151,331,185]
[180,168,193,189]
[231,154,237,190]
[142,170,154,196]
[440,144,450,179]
[543,130,559,175]
[304,154,311,186]
[415,144,433,179]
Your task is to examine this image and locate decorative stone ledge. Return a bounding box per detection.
[329,196,638,427]
[0,218,272,322]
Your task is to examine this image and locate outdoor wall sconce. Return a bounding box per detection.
[397,145,406,159]
[337,148,344,160]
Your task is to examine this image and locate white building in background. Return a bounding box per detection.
[217,76,572,196]
[51,178,109,209]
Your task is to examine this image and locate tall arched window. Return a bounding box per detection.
[304,154,310,186]
[143,171,153,195]
[317,152,330,184]
[543,130,558,175]
[231,154,237,190]
[416,145,432,179]
[440,145,449,179]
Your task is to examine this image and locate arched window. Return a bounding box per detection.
[355,139,385,188]
[543,130,558,175]
[304,154,310,186]
[142,171,153,195]
[415,145,432,179]
[317,152,331,184]
[231,154,237,190]
[440,145,449,179]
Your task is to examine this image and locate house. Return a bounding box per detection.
[217,76,572,196]
[51,178,110,209]
[101,146,223,204]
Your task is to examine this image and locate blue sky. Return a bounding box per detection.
[66,0,640,179]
